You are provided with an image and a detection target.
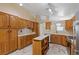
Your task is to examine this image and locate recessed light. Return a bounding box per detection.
[48,8,52,12]
[19,3,23,6]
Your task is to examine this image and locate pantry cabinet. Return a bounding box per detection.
[0,29,18,55]
[9,29,18,52]
[0,12,9,28]
[0,29,10,54]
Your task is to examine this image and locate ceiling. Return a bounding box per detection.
[19,3,79,21]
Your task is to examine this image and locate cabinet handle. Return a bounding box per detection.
[10,30,12,32]
[8,30,11,33]
[8,25,9,27]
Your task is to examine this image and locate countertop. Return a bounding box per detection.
[34,35,48,40]
[51,32,76,36]
[18,32,36,37]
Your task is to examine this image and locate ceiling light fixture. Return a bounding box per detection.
[48,8,52,12]
[19,3,23,6]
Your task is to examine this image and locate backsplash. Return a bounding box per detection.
[18,28,32,35]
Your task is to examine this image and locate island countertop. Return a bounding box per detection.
[34,35,49,40]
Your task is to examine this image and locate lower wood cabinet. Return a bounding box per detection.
[0,29,9,54]
[9,29,18,52]
[33,36,49,55]
[0,29,18,55]
[50,34,68,47]
[18,34,36,49]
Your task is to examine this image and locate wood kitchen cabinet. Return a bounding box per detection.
[9,29,18,52]
[33,22,39,36]
[25,20,34,29]
[0,29,18,54]
[33,36,49,55]
[65,20,73,31]
[61,35,68,47]
[10,15,25,29]
[45,21,51,30]
[0,12,9,28]
[0,29,10,54]
[18,34,36,49]
[50,34,68,47]
[50,35,61,44]
[9,15,19,28]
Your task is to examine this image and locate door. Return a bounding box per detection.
[9,29,18,52]
[0,29,9,55]
[0,12,9,28]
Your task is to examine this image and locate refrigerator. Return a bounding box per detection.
[74,21,79,54]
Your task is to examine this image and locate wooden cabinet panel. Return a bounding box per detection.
[45,22,51,30]
[9,29,18,52]
[65,20,73,31]
[18,34,36,49]
[0,12,9,28]
[0,29,9,54]
[33,36,49,55]
[33,22,39,36]
[61,35,67,47]
[10,15,21,28]
[50,34,68,47]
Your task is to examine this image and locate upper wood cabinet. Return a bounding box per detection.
[0,12,9,28]
[25,20,34,29]
[45,21,51,30]
[33,22,39,36]
[65,20,73,31]
[9,15,19,28]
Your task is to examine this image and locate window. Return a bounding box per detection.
[56,22,64,32]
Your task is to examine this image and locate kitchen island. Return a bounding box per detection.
[32,35,49,55]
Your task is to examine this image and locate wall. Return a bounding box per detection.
[0,3,34,20]
[39,21,67,35]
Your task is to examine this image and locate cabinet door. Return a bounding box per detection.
[61,35,67,47]
[33,22,39,36]
[0,12,9,28]
[45,22,51,30]
[9,29,18,52]
[0,29,9,55]
[56,35,61,44]
[65,20,73,31]
[10,15,21,28]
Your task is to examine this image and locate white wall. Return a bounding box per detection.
[0,3,34,20]
[39,21,66,35]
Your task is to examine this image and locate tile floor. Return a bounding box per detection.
[9,44,68,55]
